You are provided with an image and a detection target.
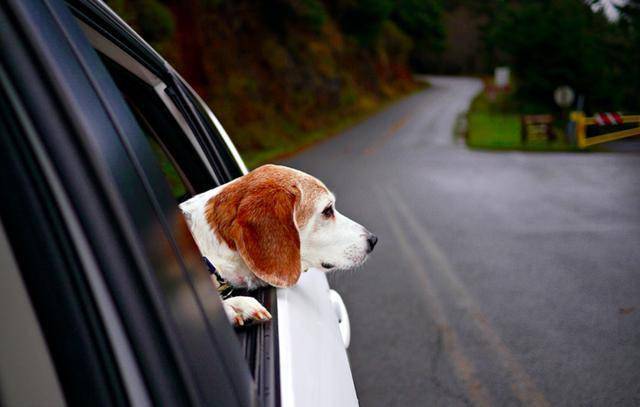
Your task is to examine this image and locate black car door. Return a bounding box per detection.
[64,2,280,406]
[0,0,256,405]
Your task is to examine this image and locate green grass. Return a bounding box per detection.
[465,92,581,152]
[241,84,428,168]
[467,111,521,148]
[241,111,372,168]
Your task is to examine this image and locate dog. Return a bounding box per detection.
[179,164,377,326]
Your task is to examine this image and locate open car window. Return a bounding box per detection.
[98,54,196,201]
[70,7,280,405]
[77,20,219,201]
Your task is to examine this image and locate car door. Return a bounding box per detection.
[62,2,280,405]
[0,0,257,405]
[61,2,358,406]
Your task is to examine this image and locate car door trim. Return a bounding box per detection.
[76,19,220,184]
[0,66,151,407]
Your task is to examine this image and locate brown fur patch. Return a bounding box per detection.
[205,164,329,287]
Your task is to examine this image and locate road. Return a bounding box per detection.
[283,77,640,406]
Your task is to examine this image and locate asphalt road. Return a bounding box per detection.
[284,76,640,406]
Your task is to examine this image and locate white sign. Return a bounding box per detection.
[554,86,575,108]
[494,67,510,88]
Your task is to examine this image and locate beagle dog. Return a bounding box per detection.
[179,164,377,326]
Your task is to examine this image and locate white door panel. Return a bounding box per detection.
[277,270,359,407]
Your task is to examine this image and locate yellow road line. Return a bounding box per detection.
[386,186,550,407]
[375,186,493,407]
[363,110,415,155]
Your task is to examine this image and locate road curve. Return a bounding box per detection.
[284,76,640,406]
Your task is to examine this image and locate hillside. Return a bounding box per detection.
[106,0,438,166]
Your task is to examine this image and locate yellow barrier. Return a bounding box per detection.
[571,112,640,148]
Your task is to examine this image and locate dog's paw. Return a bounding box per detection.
[223,296,272,326]
[222,301,244,327]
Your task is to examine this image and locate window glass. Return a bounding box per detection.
[146,135,188,199]
[98,53,214,201]
[178,81,245,179]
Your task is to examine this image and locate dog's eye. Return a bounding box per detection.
[322,204,334,218]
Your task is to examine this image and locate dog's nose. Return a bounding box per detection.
[366,234,378,253]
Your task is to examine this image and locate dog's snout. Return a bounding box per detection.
[366,234,378,253]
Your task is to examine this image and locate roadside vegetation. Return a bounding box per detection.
[482,0,640,116]
[460,0,640,151]
[107,0,444,167]
[466,85,580,152]
[108,0,640,161]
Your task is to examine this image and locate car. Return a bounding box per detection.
[0,0,358,406]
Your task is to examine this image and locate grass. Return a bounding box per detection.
[240,84,427,168]
[465,87,582,152]
[467,111,521,148]
[240,113,363,169]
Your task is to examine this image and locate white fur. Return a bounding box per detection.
[223,296,272,326]
[298,192,371,272]
[180,184,264,290]
[179,170,374,326]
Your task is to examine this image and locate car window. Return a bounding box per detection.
[65,6,277,403]
[175,78,246,179]
[98,53,212,202]
[74,17,246,195]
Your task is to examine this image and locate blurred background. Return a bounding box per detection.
[109,1,640,406]
[107,0,640,165]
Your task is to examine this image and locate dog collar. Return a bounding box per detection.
[203,257,234,299]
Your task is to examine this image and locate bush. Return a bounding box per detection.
[292,0,328,30]
[379,21,413,59]
[393,0,444,48]
[106,0,174,44]
[392,0,444,71]
[328,0,394,47]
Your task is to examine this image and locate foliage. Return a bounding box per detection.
[378,21,413,59]
[467,91,579,152]
[261,0,329,33]
[617,0,640,110]
[392,0,445,71]
[292,0,329,29]
[326,0,395,46]
[483,0,632,113]
[109,0,174,43]
[105,0,448,165]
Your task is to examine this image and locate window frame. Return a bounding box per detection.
[78,18,222,191]
[65,2,280,406]
[69,1,242,185]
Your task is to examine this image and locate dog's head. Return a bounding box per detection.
[205,164,377,287]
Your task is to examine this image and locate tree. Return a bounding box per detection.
[616,0,640,110]
[324,0,394,47]
[392,0,445,71]
[485,0,627,113]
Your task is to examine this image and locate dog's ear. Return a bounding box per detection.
[234,184,301,287]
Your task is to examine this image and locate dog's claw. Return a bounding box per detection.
[254,310,272,321]
[225,296,271,326]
